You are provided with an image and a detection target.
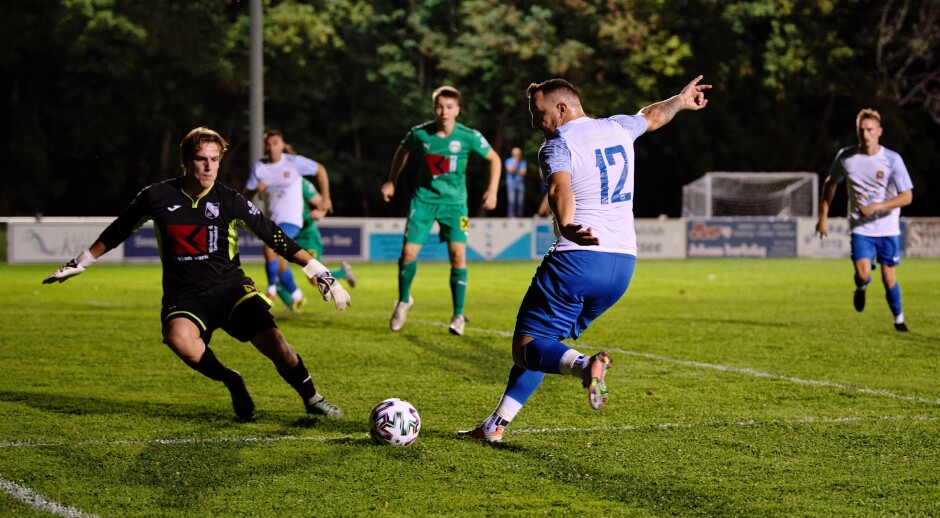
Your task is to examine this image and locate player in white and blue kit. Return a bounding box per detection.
[459,76,711,442]
[816,109,914,331]
[246,130,333,311]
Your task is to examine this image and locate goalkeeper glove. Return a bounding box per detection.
[303,259,351,311]
[43,249,96,284]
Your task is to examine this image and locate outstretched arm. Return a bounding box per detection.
[640,75,711,133]
[42,240,109,284]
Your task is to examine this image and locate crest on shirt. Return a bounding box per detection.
[876,170,885,180]
[448,141,461,154]
[283,171,290,178]
[205,202,220,219]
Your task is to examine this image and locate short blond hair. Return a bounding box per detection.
[179,127,228,169]
[856,108,881,129]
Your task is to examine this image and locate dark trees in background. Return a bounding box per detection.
[1,0,936,218]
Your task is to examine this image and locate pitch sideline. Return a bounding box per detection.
[0,476,98,518]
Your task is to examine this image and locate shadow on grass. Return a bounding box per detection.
[0,389,367,434]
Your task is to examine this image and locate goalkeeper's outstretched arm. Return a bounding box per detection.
[42,240,109,284]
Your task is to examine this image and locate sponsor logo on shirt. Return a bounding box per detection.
[167,224,217,260]
[425,153,455,177]
[247,200,261,215]
[167,205,182,212]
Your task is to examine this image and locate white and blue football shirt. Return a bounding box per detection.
[539,114,648,255]
[829,145,913,237]
[247,154,320,228]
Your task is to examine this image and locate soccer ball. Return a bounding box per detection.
[369,398,421,446]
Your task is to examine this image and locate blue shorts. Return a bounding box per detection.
[515,250,636,340]
[278,223,301,239]
[851,234,900,267]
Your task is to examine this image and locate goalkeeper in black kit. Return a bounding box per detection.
[43,127,350,421]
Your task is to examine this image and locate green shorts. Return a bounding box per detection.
[405,198,469,245]
[295,222,323,259]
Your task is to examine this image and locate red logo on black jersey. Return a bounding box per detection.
[168,224,207,255]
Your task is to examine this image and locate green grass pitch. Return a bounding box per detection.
[1,258,938,516]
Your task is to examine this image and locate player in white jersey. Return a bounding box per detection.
[459,76,711,442]
[246,130,334,310]
[816,109,914,331]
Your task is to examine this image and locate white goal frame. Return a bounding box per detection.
[682,172,818,219]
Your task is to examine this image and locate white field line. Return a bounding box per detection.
[411,317,940,407]
[1,415,936,452]
[514,414,939,435]
[610,349,940,406]
[0,476,98,518]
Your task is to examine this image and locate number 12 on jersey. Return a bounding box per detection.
[594,145,631,204]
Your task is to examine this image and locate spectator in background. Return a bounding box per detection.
[380,85,501,336]
[504,147,527,218]
[816,108,914,332]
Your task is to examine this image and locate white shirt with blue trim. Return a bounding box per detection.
[247,154,320,228]
[829,145,913,237]
[539,114,647,255]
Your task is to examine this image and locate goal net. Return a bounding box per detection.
[682,172,818,218]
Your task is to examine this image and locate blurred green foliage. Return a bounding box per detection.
[0,0,936,218]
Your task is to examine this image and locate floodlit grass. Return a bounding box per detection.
[1,258,938,516]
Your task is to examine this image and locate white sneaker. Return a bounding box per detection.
[449,314,467,336]
[390,297,414,331]
[342,261,357,288]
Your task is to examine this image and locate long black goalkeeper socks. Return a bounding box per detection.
[277,355,317,401]
[184,346,236,382]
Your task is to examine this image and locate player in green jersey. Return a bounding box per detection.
[380,85,501,336]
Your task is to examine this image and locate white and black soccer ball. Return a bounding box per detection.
[369,398,421,446]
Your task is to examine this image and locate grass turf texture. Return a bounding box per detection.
[1,258,938,516]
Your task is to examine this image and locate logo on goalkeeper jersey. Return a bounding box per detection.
[424,153,455,177]
[167,224,218,257]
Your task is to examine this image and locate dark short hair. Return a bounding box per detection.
[432,85,461,105]
[179,127,228,168]
[526,79,580,100]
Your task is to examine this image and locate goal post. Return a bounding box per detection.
[682,172,818,219]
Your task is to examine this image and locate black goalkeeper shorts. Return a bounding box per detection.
[161,278,276,345]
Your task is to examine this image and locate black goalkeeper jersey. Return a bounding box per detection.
[97,177,301,297]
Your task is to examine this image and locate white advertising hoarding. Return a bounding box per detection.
[8,218,124,264]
